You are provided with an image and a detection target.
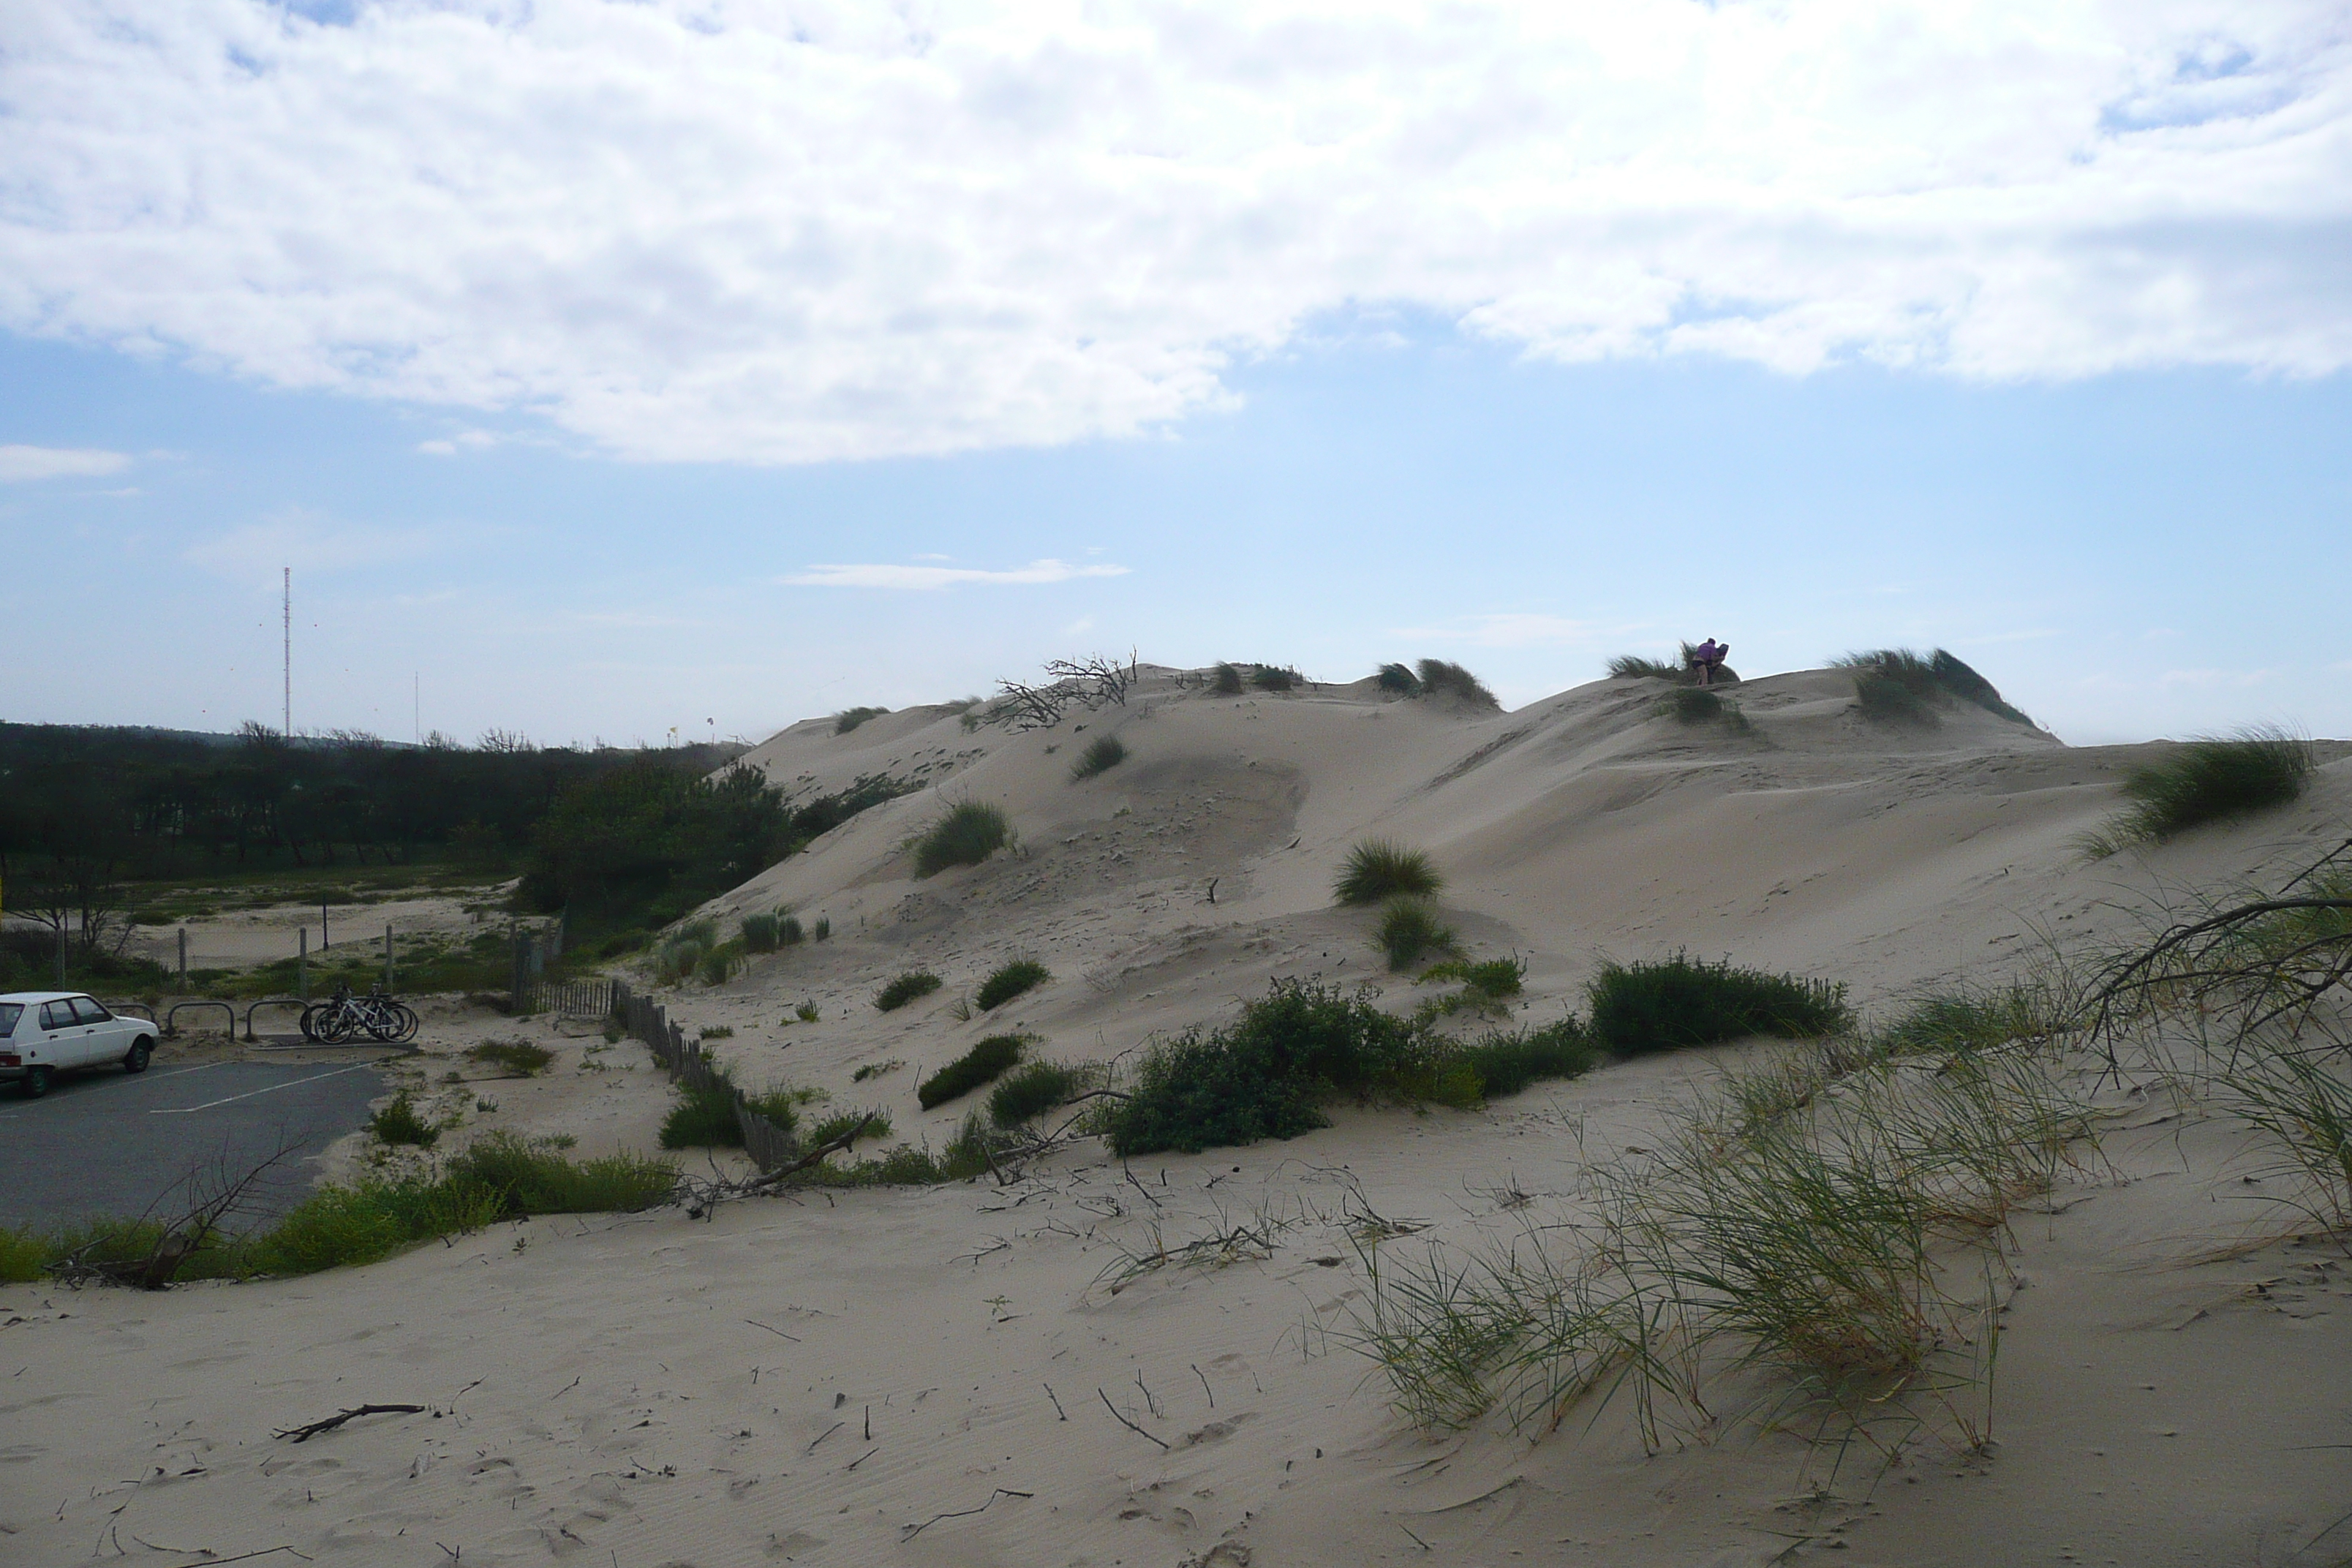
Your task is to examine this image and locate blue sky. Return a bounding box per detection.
[4,2,2348,748]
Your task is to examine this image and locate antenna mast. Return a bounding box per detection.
[282,566,291,738]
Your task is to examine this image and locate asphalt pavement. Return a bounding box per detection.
[0,1057,390,1229]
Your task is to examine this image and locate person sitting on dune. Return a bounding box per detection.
[1689,638,1729,687]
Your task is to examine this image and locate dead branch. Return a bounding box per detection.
[1097,1387,1171,1450]
[274,1403,428,1443]
[50,1135,309,1290]
[678,1113,886,1219]
[902,1487,1036,1540]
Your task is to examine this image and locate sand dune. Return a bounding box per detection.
[7,666,2349,1567]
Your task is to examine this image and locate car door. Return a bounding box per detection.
[37,1000,82,1066]
[71,997,127,1066]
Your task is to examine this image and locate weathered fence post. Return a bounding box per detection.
[178,927,188,990]
[298,927,308,1000]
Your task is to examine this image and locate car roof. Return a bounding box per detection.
[0,992,87,1004]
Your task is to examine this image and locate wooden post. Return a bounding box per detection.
[178,927,188,990]
[56,922,67,987]
[383,921,394,993]
[322,899,330,950]
[298,927,309,1000]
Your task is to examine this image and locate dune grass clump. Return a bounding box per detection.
[1607,653,1684,680]
[813,917,830,941]
[467,1041,554,1077]
[442,1133,679,1216]
[1586,954,1850,1055]
[1416,659,1499,708]
[2085,728,2315,854]
[804,1113,1005,1187]
[660,1074,746,1147]
[1378,897,1459,971]
[370,1093,440,1147]
[851,1058,903,1082]
[779,913,804,946]
[976,958,1050,1011]
[1251,664,1298,693]
[916,802,1011,877]
[741,912,780,952]
[989,1060,1085,1127]
[1458,1019,1595,1098]
[1070,735,1127,782]
[1211,662,1245,695]
[875,970,943,1012]
[1376,662,1421,695]
[834,706,889,735]
[1839,648,2032,729]
[698,942,742,987]
[1335,839,1443,905]
[917,1034,1027,1109]
[1876,987,2055,1058]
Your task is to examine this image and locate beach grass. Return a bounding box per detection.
[1335,839,1443,905]
[916,802,1010,877]
[1069,734,1127,781]
[875,970,943,1012]
[976,958,1050,1011]
[918,1034,1026,1109]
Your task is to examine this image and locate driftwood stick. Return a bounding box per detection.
[1098,1387,1171,1450]
[274,1404,428,1443]
[902,1488,1036,1541]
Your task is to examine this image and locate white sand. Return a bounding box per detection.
[7,668,2348,1567]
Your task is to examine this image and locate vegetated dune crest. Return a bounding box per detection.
[9,661,2351,1568]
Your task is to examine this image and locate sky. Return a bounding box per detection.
[3,0,2349,748]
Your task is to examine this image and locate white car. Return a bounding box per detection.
[0,992,157,1098]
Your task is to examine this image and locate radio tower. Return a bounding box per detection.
[282,567,292,738]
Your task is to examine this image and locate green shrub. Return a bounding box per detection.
[989,1060,1083,1126]
[1251,664,1297,693]
[1211,662,1245,695]
[1069,735,1128,782]
[805,1108,891,1146]
[1852,666,1940,726]
[1420,957,1525,998]
[875,970,943,1011]
[442,1133,677,1215]
[1335,840,1443,905]
[807,1113,1003,1186]
[660,1075,745,1147]
[741,1085,814,1131]
[1376,662,1422,695]
[370,1093,440,1147]
[812,917,830,942]
[700,1024,734,1040]
[698,943,740,986]
[1416,660,1499,707]
[918,1034,1025,1109]
[2106,727,2315,845]
[1458,1019,1594,1098]
[794,1000,822,1022]
[1839,649,2031,728]
[0,1225,47,1283]
[976,959,1050,1011]
[1663,687,1722,723]
[467,1041,554,1077]
[834,706,889,735]
[741,912,780,952]
[1378,897,1459,971]
[779,913,804,946]
[916,802,1010,877]
[1586,954,1850,1055]
[1876,989,2051,1056]
[1929,649,2033,725]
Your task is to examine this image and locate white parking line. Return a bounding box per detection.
[148,1063,375,1114]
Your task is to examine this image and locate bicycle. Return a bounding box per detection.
[300,984,419,1044]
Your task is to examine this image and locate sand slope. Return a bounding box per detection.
[7,668,2351,1567]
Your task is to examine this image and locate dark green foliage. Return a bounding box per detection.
[1251,664,1297,693]
[740,1086,808,1131]
[1379,897,1458,970]
[661,1074,745,1147]
[813,917,831,941]
[1840,648,2032,729]
[976,958,1050,1011]
[1376,662,1422,695]
[1854,668,1939,725]
[1929,650,2034,725]
[1415,660,1499,707]
[1210,662,1245,695]
[1335,840,1443,905]
[741,911,780,952]
[779,914,805,945]
[989,1060,1082,1126]
[875,970,943,1011]
[805,1108,891,1145]
[1875,989,2048,1056]
[1586,954,1851,1055]
[440,1134,678,1217]
[467,1040,553,1077]
[918,1034,1026,1109]
[851,1058,902,1082]
[915,802,1010,877]
[1070,735,1127,781]
[804,1113,1003,1187]
[834,706,889,735]
[698,942,740,986]
[1420,957,1525,998]
[1663,687,1723,723]
[1458,1019,1595,1098]
[370,1093,439,1147]
[2111,728,2315,843]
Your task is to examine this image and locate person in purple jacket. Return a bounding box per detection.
[1689,638,1729,686]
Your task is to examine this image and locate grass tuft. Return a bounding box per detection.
[1415,659,1499,708]
[467,1040,553,1077]
[875,970,943,1012]
[1607,653,1682,680]
[988,1060,1085,1126]
[1841,648,2032,728]
[370,1093,440,1147]
[1211,662,1245,695]
[1376,662,1421,695]
[918,1035,1026,1109]
[1251,664,1298,693]
[741,912,780,952]
[1069,734,1127,782]
[834,706,889,735]
[976,958,1050,1011]
[915,802,1011,877]
[1586,954,1850,1055]
[1334,839,1443,905]
[660,1074,745,1147]
[2092,727,2315,851]
[1378,897,1459,971]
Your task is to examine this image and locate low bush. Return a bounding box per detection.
[370,1093,440,1147]
[1876,988,2052,1057]
[1459,1019,1595,1098]
[1335,839,1443,905]
[660,1074,745,1147]
[1070,735,1127,782]
[2101,727,2315,847]
[812,917,831,942]
[795,1000,822,1022]
[916,802,1011,877]
[834,706,889,735]
[1379,897,1458,971]
[1252,664,1297,693]
[698,942,740,986]
[804,1113,1003,1187]
[442,1133,678,1216]
[989,1060,1084,1126]
[467,1041,554,1077]
[1421,957,1525,998]
[918,1034,1026,1109]
[741,912,780,952]
[1852,666,1940,726]
[875,970,943,1011]
[1586,954,1850,1054]
[806,1108,892,1146]
[742,1083,818,1130]
[1416,659,1499,708]
[976,959,1050,1011]
[779,913,805,946]
[1376,662,1421,695]
[1211,662,1245,695]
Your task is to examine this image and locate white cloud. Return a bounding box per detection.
[0,445,132,481]
[184,510,446,578]
[4,3,2348,464]
[782,558,1131,590]
[1393,613,1620,648]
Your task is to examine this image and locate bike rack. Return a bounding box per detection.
[163,1000,237,1039]
[244,997,308,1043]
[100,1000,158,1024]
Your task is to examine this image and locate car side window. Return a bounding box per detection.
[72,998,113,1025]
[39,1002,73,1030]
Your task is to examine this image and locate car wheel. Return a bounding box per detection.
[20,1066,53,1099]
[124,1039,153,1074]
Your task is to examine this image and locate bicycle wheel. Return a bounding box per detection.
[299,1002,328,1042]
[362,1003,401,1043]
[318,1003,358,1044]
[391,1003,420,1043]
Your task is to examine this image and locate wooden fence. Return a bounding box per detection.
[523,976,615,1020]
[611,979,796,1172]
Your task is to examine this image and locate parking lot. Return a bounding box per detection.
[0,1058,389,1229]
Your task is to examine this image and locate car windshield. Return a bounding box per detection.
[0,1003,20,1036]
